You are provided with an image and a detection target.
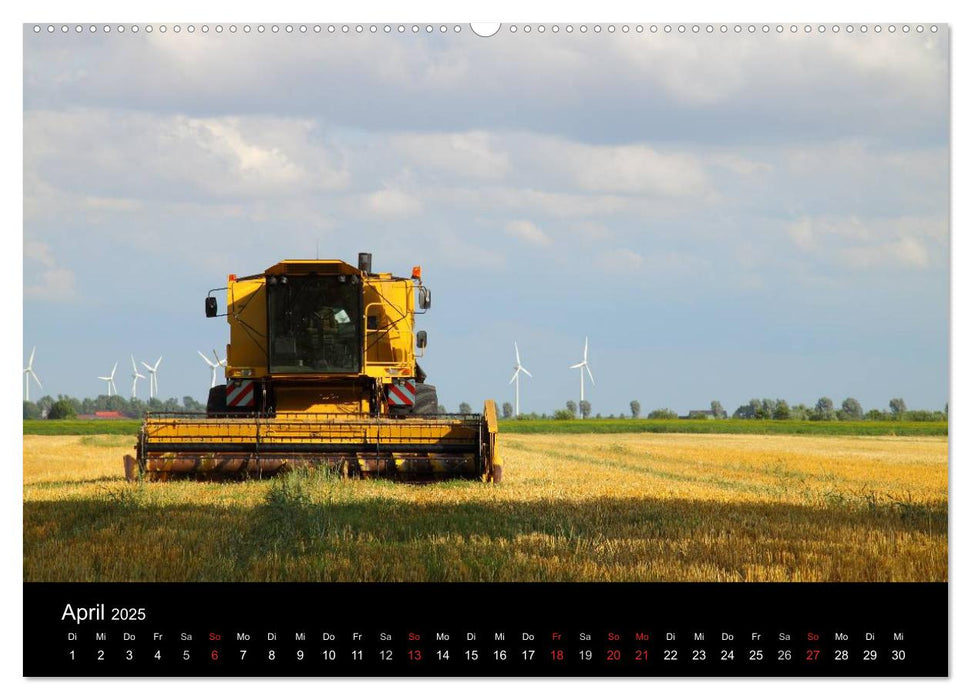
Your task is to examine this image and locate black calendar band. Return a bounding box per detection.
[24,582,947,677]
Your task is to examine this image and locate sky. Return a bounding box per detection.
[22,23,949,415]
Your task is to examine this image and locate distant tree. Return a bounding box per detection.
[501,402,513,419]
[889,397,907,419]
[733,402,755,419]
[761,398,776,419]
[36,395,54,417]
[906,410,942,422]
[437,404,447,414]
[840,397,863,421]
[23,401,41,420]
[566,400,577,417]
[553,409,573,420]
[813,397,835,421]
[183,395,205,412]
[630,400,641,419]
[47,399,77,420]
[772,399,790,420]
[865,409,886,421]
[789,403,810,420]
[458,402,472,414]
[648,408,678,419]
[710,400,726,419]
[579,400,591,419]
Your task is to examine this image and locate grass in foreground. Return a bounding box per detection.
[23,420,142,435]
[23,433,947,582]
[23,418,948,437]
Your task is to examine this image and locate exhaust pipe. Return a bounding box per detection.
[358,252,372,275]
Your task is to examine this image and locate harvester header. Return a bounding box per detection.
[125,254,502,482]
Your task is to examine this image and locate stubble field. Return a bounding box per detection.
[23,432,947,582]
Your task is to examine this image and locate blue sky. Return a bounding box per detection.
[23,24,949,415]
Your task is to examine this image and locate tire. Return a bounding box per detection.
[207,384,228,415]
[413,383,438,415]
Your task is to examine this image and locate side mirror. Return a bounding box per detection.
[416,330,427,349]
[418,287,432,310]
[205,296,218,318]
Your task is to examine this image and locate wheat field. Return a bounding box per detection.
[23,432,947,582]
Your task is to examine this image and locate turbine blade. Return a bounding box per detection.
[584,337,588,361]
[30,370,42,388]
[212,349,221,364]
[131,354,138,372]
[515,342,520,364]
[29,346,36,366]
[570,362,583,369]
[520,366,533,378]
[586,364,595,385]
[111,362,118,379]
[141,361,153,372]
[154,356,163,370]
[198,350,216,367]
[508,368,519,384]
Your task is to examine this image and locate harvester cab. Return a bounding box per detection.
[124,254,502,483]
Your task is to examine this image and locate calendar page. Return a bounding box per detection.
[22,19,949,678]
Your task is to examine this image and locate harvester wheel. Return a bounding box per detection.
[413,383,438,415]
[207,384,228,415]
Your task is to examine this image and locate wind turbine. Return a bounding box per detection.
[569,337,595,419]
[130,355,146,398]
[198,349,226,388]
[141,356,162,399]
[98,362,118,397]
[23,346,42,401]
[508,341,532,416]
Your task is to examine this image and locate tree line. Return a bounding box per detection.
[23,394,205,420]
[493,396,946,422]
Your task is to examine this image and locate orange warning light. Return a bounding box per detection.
[228,274,237,282]
[411,266,422,280]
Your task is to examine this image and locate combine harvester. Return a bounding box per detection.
[123,254,502,482]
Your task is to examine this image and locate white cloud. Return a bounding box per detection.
[391,131,510,180]
[364,188,423,219]
[532,140,711,198]
[785,215,944,270]
[24,240,77,301]
[24,110,349,203]
[505,220,551,247]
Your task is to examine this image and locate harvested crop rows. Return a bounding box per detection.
[23,432,947,582]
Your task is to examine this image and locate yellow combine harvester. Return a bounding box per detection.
[123,254,502,482]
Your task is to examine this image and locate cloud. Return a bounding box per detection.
[24,110,349,204]
[24,240,77,301]
[529,139,711,198]
[785,215,944,270]
[505,220,551,247]
[363,187,423,219]
[390,131,510,180]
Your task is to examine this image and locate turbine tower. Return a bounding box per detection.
[130,355,146,399]
[141,356,162,399]
[507,341,532,416]
[198,349,226,389]
[23,346,42,401]
[98,362,118,397]
[569,337,595,419]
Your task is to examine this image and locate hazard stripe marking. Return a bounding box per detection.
[388,383,413,405]
[227,380,255,407]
